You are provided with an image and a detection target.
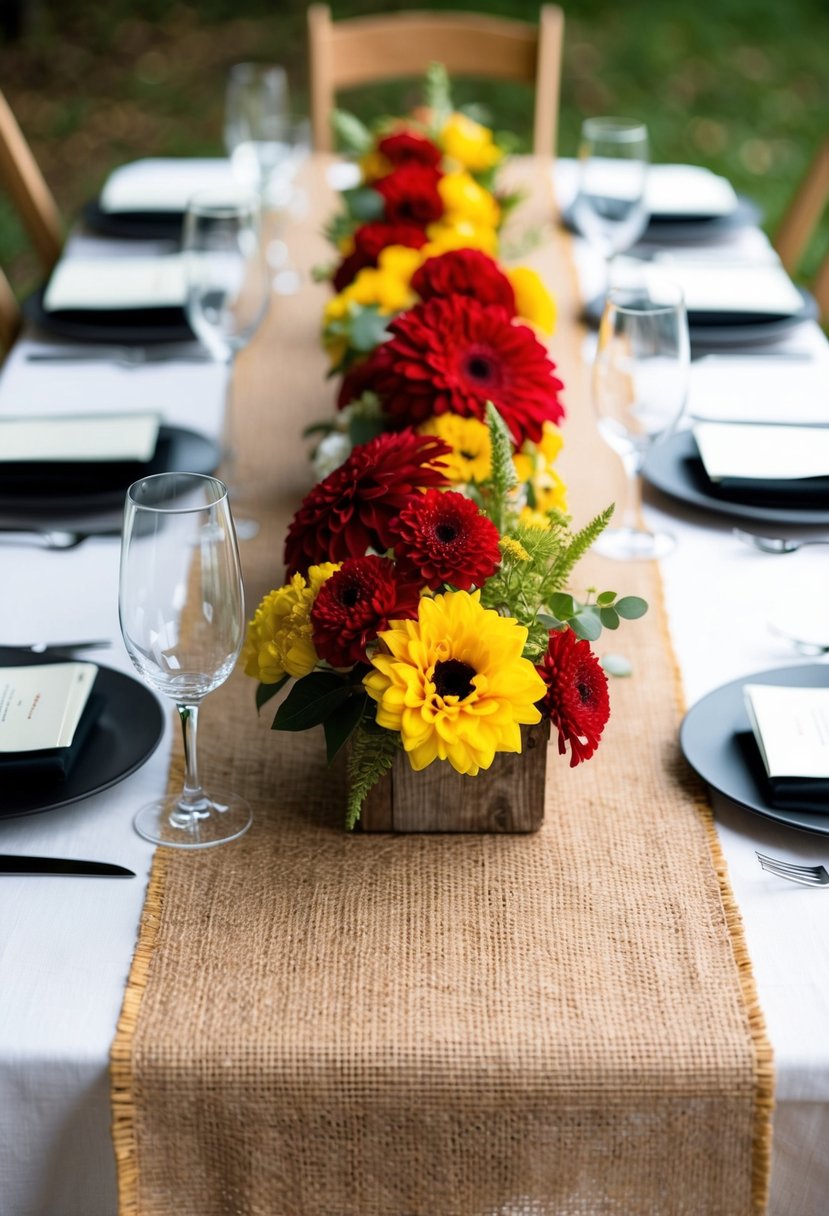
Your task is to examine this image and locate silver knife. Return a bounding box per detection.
[0,854,135,877]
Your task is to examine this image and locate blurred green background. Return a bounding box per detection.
[1,0,827,291]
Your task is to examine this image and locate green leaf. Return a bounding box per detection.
[601,653,633,677]
[615,596,649,620]
[273,671,352,732]
[346,724,400,829]
[599,606,620,630]
[342,186,384,223]
[536,613,563,631]
[256,675,288,712]
[550,592,576,620]
[424,62,452,134]
[570,609,602,642]
[596,591,617,606]
[348,413,385,447]
[323,692,368,763]
[347,305,391,352]
[331,108,374,155]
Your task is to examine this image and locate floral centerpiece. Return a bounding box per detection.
[243,70,646,829]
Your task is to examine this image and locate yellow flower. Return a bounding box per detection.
[364,590,545,775]
[438,170,501,229]
[418,414,492,483]
[242,563,339,683]
[500,536,531,563]
[514,423,568,515]
[520,507,553,530]
[440,112,503,173]
[358,148,391,183]
[322,249,419,364]
[507,266,557,335]
[424,216,499,256]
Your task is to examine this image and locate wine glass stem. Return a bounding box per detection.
[220,352,237,470]
[175,703,209,819]
[619,448,644,533]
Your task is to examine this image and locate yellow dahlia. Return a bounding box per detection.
[364,590,545,775]
[440,112,503,173]
[418,414,492,483]
[242,563,339,683]
[507,266,558,335]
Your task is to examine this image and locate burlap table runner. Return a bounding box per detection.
[111,158,772,1215]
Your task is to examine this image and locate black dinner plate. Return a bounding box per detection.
[561,195,762,243]
[23,285,194,345]
[0,425,220,515]
[0,648,165,819]
[680,663,829,836]
[83,199,184,242]
[643,429,829,527]
[582,287,817,350]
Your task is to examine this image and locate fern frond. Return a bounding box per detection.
[345,726,401,830]
[547,505,614,592]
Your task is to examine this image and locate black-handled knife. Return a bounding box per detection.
[0,854,135,877]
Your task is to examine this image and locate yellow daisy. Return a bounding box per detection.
[514,422,569,515]
[364,590,545,775]
[242,563,339,683]
[440,112,503,173]
[418,414,492,483]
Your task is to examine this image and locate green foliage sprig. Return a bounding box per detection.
[346,724,401,830]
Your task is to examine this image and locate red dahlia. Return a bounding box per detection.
[535,629,610,767]
[310,556,421,666]
[283,431,450,575]
[372,163,444,227]
[377,130,442,169]
[368,294,565,446]
[412,249,516,315]
[332,222,429,292]
[393,489,501,590]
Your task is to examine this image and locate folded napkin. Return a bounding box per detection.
[693,422,829,506]
[43,256,187,313]
[737,732,829,814]
[99,157,241,214]
[0,693,104,786]
[688,358,829,426]
[644,164,739,218]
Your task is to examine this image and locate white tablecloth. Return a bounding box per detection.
[1,181,828,1215]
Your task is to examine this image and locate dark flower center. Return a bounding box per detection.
[339,584,361,608]
[576,680,593,704]
[433,659,476,700]
[463,351,496,384]
[435,521,459,543]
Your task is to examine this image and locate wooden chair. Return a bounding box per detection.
[308,4,565,158]
[774,137,829,322]
[0,87,63,349]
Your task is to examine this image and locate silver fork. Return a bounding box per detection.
[756,852,829,886]
[733,528,829,555]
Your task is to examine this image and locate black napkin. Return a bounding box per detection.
[737,731,829,814]
[0,692,105,787]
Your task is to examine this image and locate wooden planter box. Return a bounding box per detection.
[359,720,551,833]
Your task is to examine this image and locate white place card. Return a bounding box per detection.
[99,157,242,213]
[650,260,803,315]
[0,413,160,463]
[0,662,97,753]
[43,256,188,312]
[744,684,829,780]
[645,164,738,217]
[688,359,829,426]
[693,422,829,481]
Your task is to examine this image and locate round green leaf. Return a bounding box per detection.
[615,596,648,620]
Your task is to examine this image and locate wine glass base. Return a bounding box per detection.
[594,525,675,561]
[134,789,252,849]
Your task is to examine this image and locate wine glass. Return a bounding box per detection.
[224,62,309,294]
[183,189,269,537]
[572,117,650,296]
[119,472,251,848]
[592,277,690,560]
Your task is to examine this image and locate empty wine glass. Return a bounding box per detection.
[592,277,690,560]
[573,117,650,295]
[224,62,309,294]
[119,472,251,848]
[183,189,269,537]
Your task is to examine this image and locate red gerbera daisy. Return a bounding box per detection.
[393,489,501,590]
[369,294,566,445]
[377,130,442,170]
[535,629,610,766]
[412,249,516,315]
[332,221,429,292]
[372,163,444,227]
[283,431,450,575]
[310,555,421,666]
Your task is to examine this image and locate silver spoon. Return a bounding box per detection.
[733,528,829,555]
[0,528,117,551]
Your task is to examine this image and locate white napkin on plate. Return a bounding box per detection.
[43,255,188,312]
[644,164,739,217]
[688,358,829,426]
[693,421,829,481]
[99,157,241,213]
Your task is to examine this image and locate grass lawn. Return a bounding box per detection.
[0,0,826,291]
